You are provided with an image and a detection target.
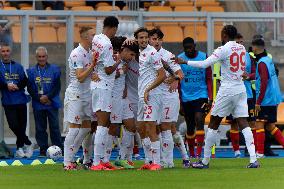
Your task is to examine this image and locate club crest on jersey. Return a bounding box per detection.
[73,62,77,68]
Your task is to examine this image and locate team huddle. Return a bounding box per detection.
[63,16,283,171]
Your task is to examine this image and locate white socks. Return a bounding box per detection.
[103,134,115,163]
[119,129,135,161]
[93,126,109,166]
[242,127,257,163]
[202,128,218,165]
[151,141,161,165]
[82,132,93,164]
[142,137,152,164]
[173,132,189,160]
[161,130,174,165]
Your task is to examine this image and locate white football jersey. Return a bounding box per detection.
[125,59,139,104]
[112,61,126,98]
[90,33,115,90]
[67,44,92,99]
[138,45,163,99]
[158,47,181,96]
[214,41,246,95]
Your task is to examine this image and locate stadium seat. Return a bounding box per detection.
[201,6,225,12]
[32,25,58,42]
[3,6,17,10]
[18,3,32,9]
[174,6,196,12]
[169,1,193,8]
[160,25,183,42]
[64,0,85,8]
[20,7,33,10]
[148,6,172,12]
[95,2,110,9]
[194,0,219,7]
[96,5,120,11]
[71,6,94,11]
[184,24,207,42]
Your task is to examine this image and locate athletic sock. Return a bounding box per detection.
[63,128,79,166]
[119,129,135,160]
[161,130,174,165]
[186,133,195,157]
[82,132,93,164]
[196,130,205,157]
[142,137,152,164]
[93,126,108,166]
[103,133,115,163]
[202,128,218,165]
[230,130,240,152]
[271,127,284,147]
[251,128,257,149]
[242,127,257,163]
[151,141,161,165]
[173,132,189,160]
[256,129,265,154]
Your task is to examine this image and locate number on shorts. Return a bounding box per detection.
[144,105,153,115]
[230,52,246,72]
[165,107,170,119]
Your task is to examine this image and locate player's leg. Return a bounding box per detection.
[234,93,258,168]
[160,122,174,168]
[194,102,207,159]
[91,89,112,170]
[229,118,241,157]
[182,101,195,158]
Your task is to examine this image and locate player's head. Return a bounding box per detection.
[148,28,164,51]
[251,34,265,55]
[182,37,196,58]
[103,16,119,39]
[235,33,244,45]
[79,26,95,46]
[35,46,48,66]
[111,36,139,62]
[134,27,149,50]
[0,43,11,62]
[221,25,238,45]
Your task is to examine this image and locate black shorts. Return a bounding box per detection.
[182,98,208,116]
[256,106,277,123]
[225,98,256,123]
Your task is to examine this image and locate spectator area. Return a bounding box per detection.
[0,0,225,43]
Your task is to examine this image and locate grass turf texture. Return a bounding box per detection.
[1,158,284,189]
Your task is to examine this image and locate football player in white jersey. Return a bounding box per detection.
[90,16,121,171]
[63,27,96,170]
[135,28,166,171]
[178,25,259,168]
[98,36,139,169]
[148,28,190,168]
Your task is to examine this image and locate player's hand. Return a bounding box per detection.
[122,63,128,73]
[164,76,175,84]
[144,89,150,104]
[169,80,178,93]
[241,72,249,81]
[171,57,186,65]
[255,104,261,115]
[122,38,135,46]
[122,87,127,99]
[91,51,99,68]
[91,73,101,82]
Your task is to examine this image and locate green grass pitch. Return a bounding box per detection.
[1,158,284,189]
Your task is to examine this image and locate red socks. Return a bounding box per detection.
[256,129,265,154]
[186,134,195,157]
[271,127,284,147]
[196,130,205,157]
[230,130,240,152]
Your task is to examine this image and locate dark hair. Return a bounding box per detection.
[0,42,10,48]
[252,34,265,47]
[222,25,238,40]
[79,26,93,37]
[111,36,127,51]
[148,28,164,39]
[134,27,148,39]
[182,37,195,46]
[122,42,139,54]
[236,33,243,39]
[103,16,119,28]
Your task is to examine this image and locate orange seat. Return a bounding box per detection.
[96,5,120,11]
[174,6,196,12]
[12,25,21,43]
[95,2,110,9]
[3,6,17,10]
[64,0,85,8]
[148,6,172,12]
[71,6,94,11]
[169,1,193,8]
[194,1,219,7]
[201,6,224,12]
[184,24,207,42]
[20,6,33,10]
[18,3,32,9]
[160,25,183,42]
[277,103,284,125]
[32,25,58,42]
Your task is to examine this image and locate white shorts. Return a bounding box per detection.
[137,94,162,122]
[92,88,112,113]
[160,95,180,123]
[130,102,138,119]
[211,92,248,118]
[110,97,134,123]
[64,90,92,124]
